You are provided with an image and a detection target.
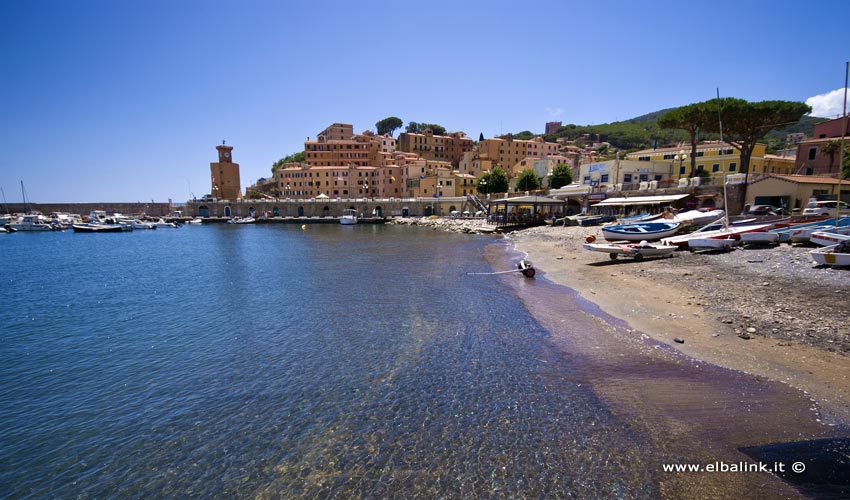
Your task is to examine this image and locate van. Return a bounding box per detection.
[802,200,850,217]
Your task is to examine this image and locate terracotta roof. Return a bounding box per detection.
[769,174,850,185]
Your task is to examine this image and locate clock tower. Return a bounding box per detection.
[210,141,242,200]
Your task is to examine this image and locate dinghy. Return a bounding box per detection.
[601,221,682,242]
[583,240,678,261]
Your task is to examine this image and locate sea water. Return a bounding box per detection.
[0,224,658,498]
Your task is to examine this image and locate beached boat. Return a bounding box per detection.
[811,242,850,267]
[661,220,772,247]
[788,216,850,243]
[673,209,725,227]
[340,209,357,225]
[687,237,737,251]
[810,230,850,247]
[583,240,678,261]
[739,231,780,245]
[601,221,682,242]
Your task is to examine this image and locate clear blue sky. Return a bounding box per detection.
[2,0,848,203]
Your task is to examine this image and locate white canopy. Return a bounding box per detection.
[592,194,689,206]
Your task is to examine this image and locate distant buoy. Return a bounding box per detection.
[586,235,596,243]
[301,224,307,230]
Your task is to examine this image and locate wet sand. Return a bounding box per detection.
[490,227,850,499]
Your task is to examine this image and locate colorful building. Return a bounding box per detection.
[625,141,767,181]
[210,143,242,200]
[794,116,850,176]
[396,129,473,167]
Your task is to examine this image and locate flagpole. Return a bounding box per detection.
[837,61,848,229]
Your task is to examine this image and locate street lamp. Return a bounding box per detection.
[674,150,688,179]
[480,179,488,198]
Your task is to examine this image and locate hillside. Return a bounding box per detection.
[536,109,827,154]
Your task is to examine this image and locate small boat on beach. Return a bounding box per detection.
[601,221,682,242]
[810,230,850,247]
[583,240,678,261]
[687,237,737,252]
[811,241,850,267]
[340,209,357,225]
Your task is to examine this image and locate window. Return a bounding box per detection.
[679,165,686,175]
[712,164,720,172]
[623,173,632,183]
[808,148,817,160]
[696,151,704,157]
[583,176,591,184]
[729,162,737,171]
[600,174,609,183]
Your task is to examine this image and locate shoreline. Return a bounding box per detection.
[506,225,850,426]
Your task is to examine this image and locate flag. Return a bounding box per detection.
[653,139,658,150]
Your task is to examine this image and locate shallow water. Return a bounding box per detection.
[1,225,662,498]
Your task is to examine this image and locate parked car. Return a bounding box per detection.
[801,200,850,217]
[743,205,784,216]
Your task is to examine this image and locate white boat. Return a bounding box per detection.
[788,216,850,243]
[662,220,773,247]
[673,209,725,227]
[72,222,126,233]
[739,231,780,245]
[130,219,156,230]
[153,218,179,228]
[811,242,850,267]
[340,209,357,225]
[583,240,678,261]
[227,217,255,225]
[810,229,850,247]
[186,218,202,225]
[9,214,53,231]
[601,221,682,242]
[687,237,737,251]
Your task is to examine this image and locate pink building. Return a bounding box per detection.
[795,116,849,176]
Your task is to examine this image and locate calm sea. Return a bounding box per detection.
[0,224,658,498]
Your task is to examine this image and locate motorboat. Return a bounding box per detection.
[72,222,125,233]
[130,219,156,230]
[186,218,203,225]
[601,221,682,242]
[340,209,357,225]
[227,217,255,224]
[9,214,53,231]
[584,239,678,261]
[153,218,179,228]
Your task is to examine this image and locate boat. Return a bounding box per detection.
[583,240,678,261]
[673,209,725,227]
[130,219,157,230]
[72,222,125,232]
[227,217,255,224]
[788,216,850,243]
[739,231,780,246]
[601,221,682,242]
[9,214,54,231]
[687,237,738,251]
[661,220,773,247]
[340,209,357,225]
[810,229,850,247]
[186,218,203,225]
[811,241,850,267]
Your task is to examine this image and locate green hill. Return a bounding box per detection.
[535,109,826,154]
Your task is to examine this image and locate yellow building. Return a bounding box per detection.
[210,144,242,200]
[625,141,767,181]
[746,174,850,211]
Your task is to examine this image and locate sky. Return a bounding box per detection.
[2,0,849,203]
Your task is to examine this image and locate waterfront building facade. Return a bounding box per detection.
[210,144,242,200]
[747,174,850,211]
[478,135,560,172]
[625,141,767,181]
[397,129,473,167]
[794,116,850,176]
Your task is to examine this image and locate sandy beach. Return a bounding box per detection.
[507,225,850,426]
[491,224,849,498]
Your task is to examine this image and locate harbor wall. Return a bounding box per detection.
[3,202,173,216]
[184,198,479,218]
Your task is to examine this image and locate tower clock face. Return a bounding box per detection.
[224,152,230,158]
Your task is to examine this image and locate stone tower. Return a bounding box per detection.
[210,142,242,200]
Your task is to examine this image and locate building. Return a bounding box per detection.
[625,141,767,181]
[761,153,796,175]
[794,116,849,176]
[210,143,242,200]
[397,129,473,167]
[576,159,672,189]
[304,124,374,168]
[478,135,560,172]
[746,174,850,211]
[545,121,562,135]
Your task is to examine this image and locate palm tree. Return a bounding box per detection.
[821,140,842,174]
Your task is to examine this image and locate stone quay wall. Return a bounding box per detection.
[184,198,479,218]
[4,202,173,217]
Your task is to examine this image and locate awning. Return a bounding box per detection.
[592,194,689,207]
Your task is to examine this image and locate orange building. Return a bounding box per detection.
[397,129,473,167]
[210,143,242,200]
[478,135,560,173]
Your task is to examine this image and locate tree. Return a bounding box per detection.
[479,132,484,142]
[516,168,540,191]
[405,122,446,135]
[657,102,713,177]
[702,98,810,201]
[376,116,403,136]
[549,163,573,189]
[514,130,534,140]
[843,148,850,179]
[820,139,842,174]
[478,167,509,195]
[272,151,305,173]
[406,122,421,133]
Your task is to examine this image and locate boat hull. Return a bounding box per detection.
[811,244,850,266]
[72,224,125,233]
[583,242,677,261]
[687,238,737,251]
[810,230,850,247]
[601,222,681,242]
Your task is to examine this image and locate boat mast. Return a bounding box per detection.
[21,180,28,214]
[1,186,9,214]
[837,61,848,229]
[716,88,729,229]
